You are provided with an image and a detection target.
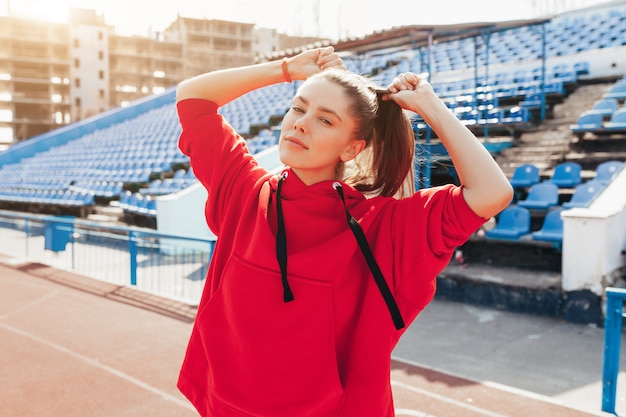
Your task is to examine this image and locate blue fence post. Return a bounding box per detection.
[129,231,138,286]
[602,287,626,416]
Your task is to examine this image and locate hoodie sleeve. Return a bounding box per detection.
[177,98,267,235]
[390,184,487,314]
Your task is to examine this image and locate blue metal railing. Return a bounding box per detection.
[603,287,626,416]
[0,210,214,305]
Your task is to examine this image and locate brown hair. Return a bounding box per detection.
[308,68,415,198]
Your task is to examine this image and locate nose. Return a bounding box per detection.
[293,115,306,133]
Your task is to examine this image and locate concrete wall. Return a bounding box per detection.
[155,145,284,244]
[562,168,626,295]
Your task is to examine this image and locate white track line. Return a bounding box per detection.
[0,322,195,410]
[391,379,510,417]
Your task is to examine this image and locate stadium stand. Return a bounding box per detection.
[570,76,626,137]
[0,0,624,348]
[0,1,624,265]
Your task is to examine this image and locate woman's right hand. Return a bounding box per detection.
[286,46,345,81]
[382,72,439,115]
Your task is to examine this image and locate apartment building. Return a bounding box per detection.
[0,15,72,145]
[0,9,324,147]
[163,16,255,80]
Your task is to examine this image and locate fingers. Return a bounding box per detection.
[387,72,427,93]
[317,46,345,70]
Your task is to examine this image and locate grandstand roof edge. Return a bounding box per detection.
[333,18,552,52]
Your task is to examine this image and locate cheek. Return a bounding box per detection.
[281,113,295,131]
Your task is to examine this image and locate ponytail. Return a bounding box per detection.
[354,96,415,198]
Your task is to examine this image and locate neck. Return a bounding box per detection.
[290,167,338,186]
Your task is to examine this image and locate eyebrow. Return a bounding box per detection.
[295,95,343,123]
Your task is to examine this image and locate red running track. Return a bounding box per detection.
[0,255,608,417]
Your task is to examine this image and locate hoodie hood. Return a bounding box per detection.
[273,167,405,330]
[269,167,365,204]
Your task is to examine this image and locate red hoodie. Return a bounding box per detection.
[176,98,486,416]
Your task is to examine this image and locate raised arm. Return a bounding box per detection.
[385,73,513,219]
[176,46,345,107]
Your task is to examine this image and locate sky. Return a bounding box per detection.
[1,0,615,41]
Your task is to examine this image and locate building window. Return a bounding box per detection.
[74,58,80,68]
[75,97,81,107]
[99,89,104,99]
[98,31,103,41]
[98,70,104,80]
[75,78,80,88]
[98,51,104,60]
[74,38,79,48]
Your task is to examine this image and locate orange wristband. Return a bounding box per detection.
[281,58,292,83]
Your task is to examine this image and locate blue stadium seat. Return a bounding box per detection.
[589,98,619,118]
[485,205,531,240]
[502,107,530,124]
[604,81,626,101]
[562,181,605,208]
[518,181,559,209]
[532,207,565,243]
[115,190,132,210]
[548,162,582,187]
[571,111,604,136]
[604,108,626,131]
[509,163,540,188]
[595,160,624,182]
[145,198,157,217]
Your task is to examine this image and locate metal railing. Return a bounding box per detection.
[0,210,214,306]
[603,287,626,416]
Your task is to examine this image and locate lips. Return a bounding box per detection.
[284,136,309,149]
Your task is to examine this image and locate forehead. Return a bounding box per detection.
[295,77,351,114]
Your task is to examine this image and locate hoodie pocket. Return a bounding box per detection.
[198,255,345,417]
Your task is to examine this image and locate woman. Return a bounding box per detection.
[175,46,513,417]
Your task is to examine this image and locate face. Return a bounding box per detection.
[279,77,365,185]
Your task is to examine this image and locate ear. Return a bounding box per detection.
[340,139,366,162]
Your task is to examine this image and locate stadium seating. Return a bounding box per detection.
[595,160,624,182]
[509,163,540,188]
[532,207,565,243]
[547,162,582,188]
[562,181,605,208]
[588,98,619,119]
[1,1,625,224]
[485,205,531,240]
[604,108,626,131]
[570,111,604,136]
[518,181,560,210]
[604,81,626,101]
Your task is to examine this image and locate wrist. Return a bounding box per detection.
[281,58,292,83]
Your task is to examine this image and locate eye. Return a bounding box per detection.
[291,106,304,113]
[320,117,332,126]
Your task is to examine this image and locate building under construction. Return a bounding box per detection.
[0,8,326,148]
